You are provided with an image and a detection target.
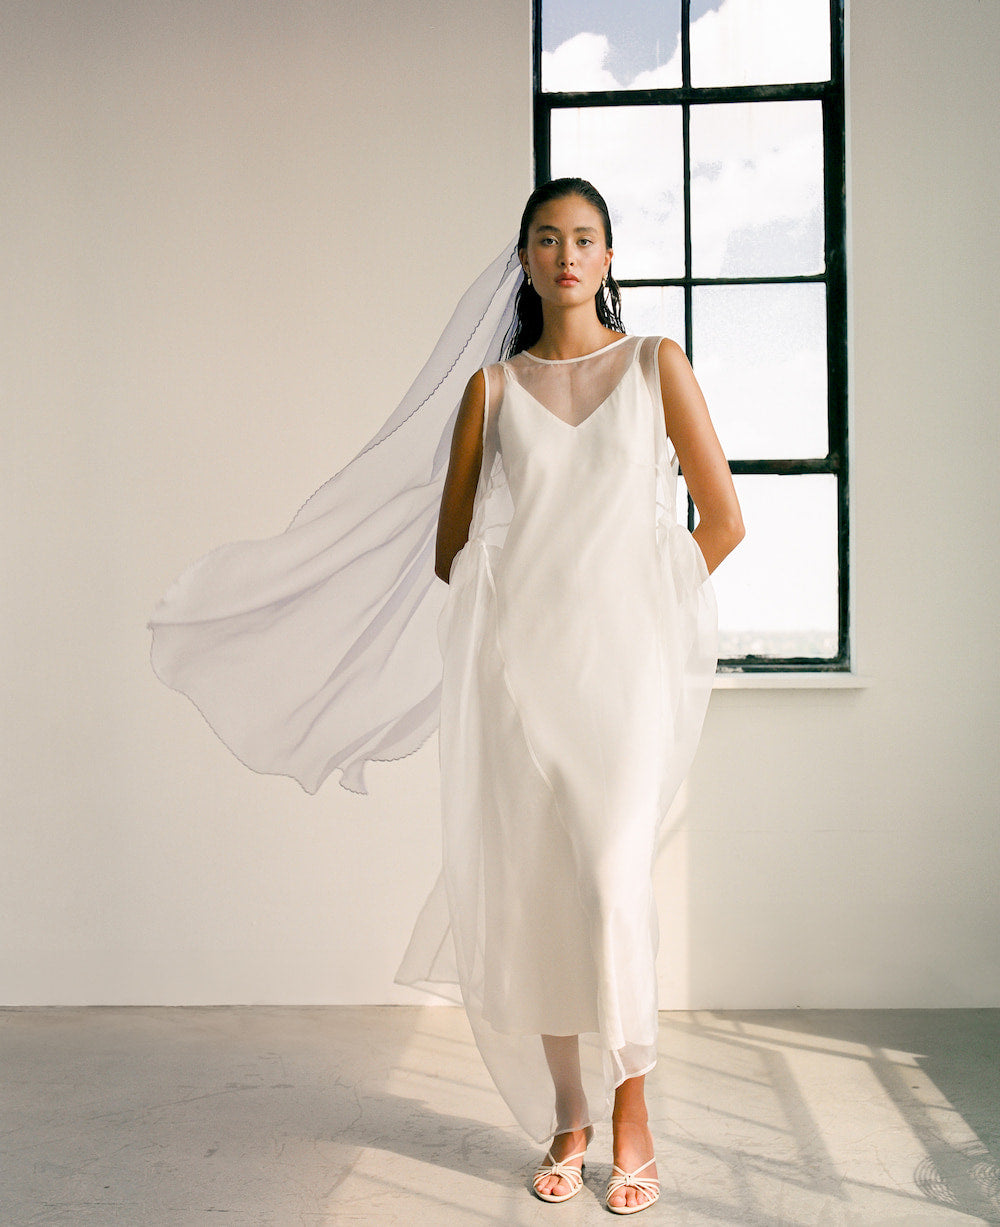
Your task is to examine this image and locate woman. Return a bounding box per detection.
[148,178,742,1217]
[431,178,744,1213]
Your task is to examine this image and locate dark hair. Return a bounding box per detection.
[502,178,625,359]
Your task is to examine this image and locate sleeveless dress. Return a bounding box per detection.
[397,335,718,1143]
[147,246,715,1142]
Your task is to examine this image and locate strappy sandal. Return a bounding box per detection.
[531,1127,593,1203]
[605,1155,660,1215]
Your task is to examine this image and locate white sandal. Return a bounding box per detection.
[531,1127,592,1203]
[605,1155,660,1215]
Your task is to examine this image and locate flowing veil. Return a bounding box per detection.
[148,241,522,795]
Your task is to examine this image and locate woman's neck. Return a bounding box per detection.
[528,306,623,361]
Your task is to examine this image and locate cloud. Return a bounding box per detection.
[690,100,824,276]
[687,0,830,86]
[542,0,829,91]
[542,32,622,92]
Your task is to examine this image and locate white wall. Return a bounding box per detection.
[2,0,997,1007]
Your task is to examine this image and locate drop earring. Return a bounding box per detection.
[525,270,532,287]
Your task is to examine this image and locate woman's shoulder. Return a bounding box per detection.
[634,334,682,351]
[653,336,693,374]
[460,363,507,421]
[630,335,690,376]
[478,360,509,390]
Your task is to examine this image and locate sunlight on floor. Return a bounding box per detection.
[3,1006,998,1225]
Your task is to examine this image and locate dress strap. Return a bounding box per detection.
[481,361,506,453]
[639,336,678,468]
[481,365,491,451]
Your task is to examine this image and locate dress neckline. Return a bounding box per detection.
[520,335,631,365]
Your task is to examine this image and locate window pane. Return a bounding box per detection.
[551,106,684,279]
[542,0,682,92]
[677,474,690,527]
[691,100,824,277]
[620,286,686,345]
[690,0,831,87]
[711,475,839,659]
[693,283,828,460]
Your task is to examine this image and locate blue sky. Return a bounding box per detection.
[543,1,727,83]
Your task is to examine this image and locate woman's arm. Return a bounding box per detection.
[658,338,745,575]
[435,369,487,583]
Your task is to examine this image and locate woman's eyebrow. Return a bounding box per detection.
[535,224,599,235]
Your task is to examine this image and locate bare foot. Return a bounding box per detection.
[609,1118,658,1211]
[533,1127,590,1199]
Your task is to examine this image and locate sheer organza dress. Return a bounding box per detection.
[148,245,717,1146]
[396,334,718,1142]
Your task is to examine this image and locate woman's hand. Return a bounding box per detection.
[435,369,486,583]
[658,339,745,574]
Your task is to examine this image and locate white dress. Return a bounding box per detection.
[397,335,718,1142]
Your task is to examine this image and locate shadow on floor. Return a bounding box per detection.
[655,1009,1000,1225]
[3,1006,1000,1225]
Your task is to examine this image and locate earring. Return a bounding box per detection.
[525,270,532,287]
[601,274,608,289]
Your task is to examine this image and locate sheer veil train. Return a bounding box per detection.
[147,241,522,796]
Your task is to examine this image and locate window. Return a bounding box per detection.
[535,0,848,671]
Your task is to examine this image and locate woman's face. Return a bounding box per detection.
[519,194,613,308]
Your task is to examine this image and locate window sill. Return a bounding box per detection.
[713,672,872,690]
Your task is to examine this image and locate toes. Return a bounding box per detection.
[536,1174,568,1197]
[607,1185,652,1209]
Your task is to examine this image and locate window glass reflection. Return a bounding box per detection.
[620,286,686,346]
[691,100,825,277]
[711,475,839,659]
[693,283,828,460]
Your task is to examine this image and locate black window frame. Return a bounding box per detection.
[533,0,849,673]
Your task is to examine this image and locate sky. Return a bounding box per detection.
[542,0,830,90]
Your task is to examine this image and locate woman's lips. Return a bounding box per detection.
[556,275,579,286]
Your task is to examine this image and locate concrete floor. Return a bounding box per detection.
[2,1007,999,1226]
